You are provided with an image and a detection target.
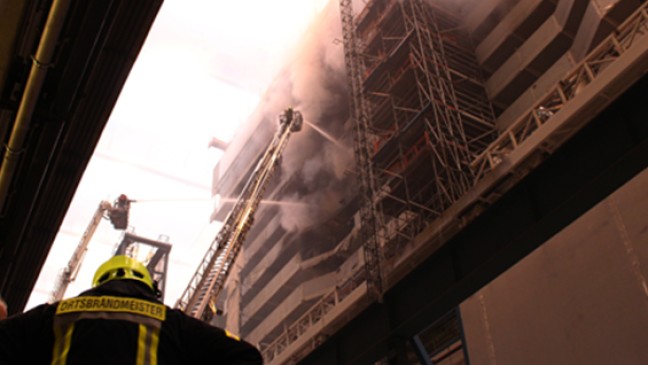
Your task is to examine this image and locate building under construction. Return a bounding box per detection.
[209,0,648,364]
[1,0,646,363]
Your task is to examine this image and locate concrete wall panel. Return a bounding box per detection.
[461,167,648,365]
[570,0,641,61]
[495,53,575,130]
[476,0,557,73]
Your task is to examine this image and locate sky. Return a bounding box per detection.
[26,0,331,309]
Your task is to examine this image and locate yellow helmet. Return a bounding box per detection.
[93,255,153,290]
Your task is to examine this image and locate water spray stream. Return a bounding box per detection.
[218,197,308,208]
[260,199,309,208]
[133,198,211,203]
[304,120,344,148]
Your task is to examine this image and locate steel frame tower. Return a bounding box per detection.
[114,232,172,301]
[341,0,496,287]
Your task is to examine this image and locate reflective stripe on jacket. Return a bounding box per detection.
[52,295,166,365]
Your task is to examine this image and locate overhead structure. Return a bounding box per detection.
[0,0,163,313]
[175,108,303,321]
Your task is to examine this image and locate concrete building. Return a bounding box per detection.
[208,0,648,364]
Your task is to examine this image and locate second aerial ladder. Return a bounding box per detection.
[50,194,133,303]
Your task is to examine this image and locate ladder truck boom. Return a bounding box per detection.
[175,108,303,321]
[50,194,133,303]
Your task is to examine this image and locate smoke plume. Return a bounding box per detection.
[264,2,356,233]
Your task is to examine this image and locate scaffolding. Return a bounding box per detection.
[347,0,496,279]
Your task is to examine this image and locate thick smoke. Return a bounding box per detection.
[259,2,356,233]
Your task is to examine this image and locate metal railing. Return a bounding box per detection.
[261,270,367,363]
[471,3,648,180]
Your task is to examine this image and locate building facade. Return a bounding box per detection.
[208,0,648,363]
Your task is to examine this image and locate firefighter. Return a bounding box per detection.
[109,194,131,229]
[0,255,263,364]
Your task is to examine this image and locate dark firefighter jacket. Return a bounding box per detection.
[0,280,263,365]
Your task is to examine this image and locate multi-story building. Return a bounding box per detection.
[209,0,648,364]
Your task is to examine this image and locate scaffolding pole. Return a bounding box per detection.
[340,0,385,299]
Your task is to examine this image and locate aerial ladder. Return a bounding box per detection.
[175,108,303,322]
[49,194,133,302]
